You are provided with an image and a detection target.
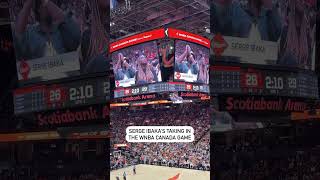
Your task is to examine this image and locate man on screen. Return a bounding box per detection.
[212,0,282,41]
[159,42,175,82]
[197,55,209,84]
[113,53,135,81]
[175,44,199,75]
[14,0,81,60]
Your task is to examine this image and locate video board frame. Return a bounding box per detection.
[210,0,317,71]
[110,28,211,90]
[9,0,109,86]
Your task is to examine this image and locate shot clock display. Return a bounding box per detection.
[210,66,318,99]
[14,76,110,115]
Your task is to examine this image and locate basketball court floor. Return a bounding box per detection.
[110,164,210,180]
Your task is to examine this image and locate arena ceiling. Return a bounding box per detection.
[110,0,210,41]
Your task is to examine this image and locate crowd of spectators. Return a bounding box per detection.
[214,124,320,180]
[0,140,107,180]
[110,103,210,171]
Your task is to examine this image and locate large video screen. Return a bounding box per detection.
[9,0,109,84]
[211,0,316,70]
[112,40,162,88]
[174,40,210,84]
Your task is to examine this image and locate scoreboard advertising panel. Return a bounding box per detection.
[35,103,109,128]
[9,0,109,84]
[211,0,316,71]
[219,95,308,113]
[110,28,210,100]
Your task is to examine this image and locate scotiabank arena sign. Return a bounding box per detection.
[35,104,109,128]
[219,96,307,113]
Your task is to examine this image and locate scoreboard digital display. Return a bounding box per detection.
[210,66,318,99]
[111,28,211,101]
[114,82,209,98]
[14,76,110,115]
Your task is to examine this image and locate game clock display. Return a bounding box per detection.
[14,77,110,114]
[210,66,318,99]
